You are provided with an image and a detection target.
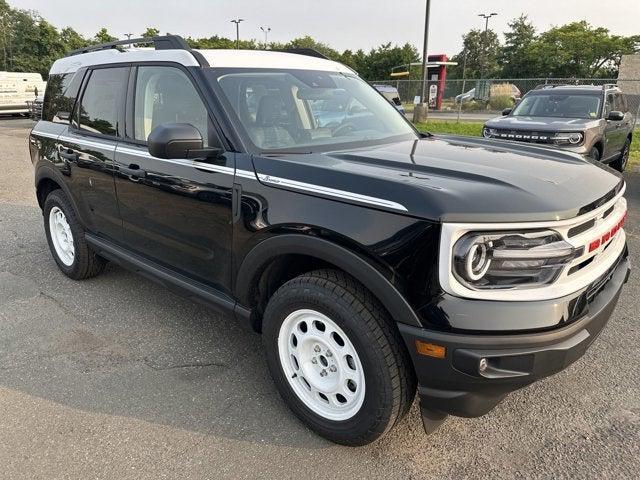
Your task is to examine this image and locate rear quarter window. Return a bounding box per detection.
[42,70,85,123]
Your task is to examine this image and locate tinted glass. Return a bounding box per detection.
[604,94,614,117]
[42,71,84,123]
[134,66,209,145]
[512,94,601,119]
[613,93,628,113]
[78,67,128,136]
[212,69,416,152]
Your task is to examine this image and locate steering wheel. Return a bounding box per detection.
[332,122,357,137]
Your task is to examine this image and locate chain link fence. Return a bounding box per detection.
[370,78,640,122]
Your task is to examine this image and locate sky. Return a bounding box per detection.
[9,0,640,56]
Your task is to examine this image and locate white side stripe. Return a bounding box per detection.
[33,130,404,211]
[257,173,408,212]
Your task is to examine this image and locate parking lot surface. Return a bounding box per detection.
[0,117,638,479]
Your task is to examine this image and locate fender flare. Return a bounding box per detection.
[235,234,423,328]
[34,165,84,221]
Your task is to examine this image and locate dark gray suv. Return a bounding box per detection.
[483,85,634,172]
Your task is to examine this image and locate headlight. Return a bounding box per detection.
[483,127,497,138]
[452,230,581,290]
[553,132,584,146]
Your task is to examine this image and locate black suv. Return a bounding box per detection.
[30,36,630,446]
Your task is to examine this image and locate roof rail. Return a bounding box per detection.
[279,48,330,60]
[67,35,191,57]
[534,84,562,90]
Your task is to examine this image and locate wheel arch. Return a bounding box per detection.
[35,166,80,216]
[235,234,423,331]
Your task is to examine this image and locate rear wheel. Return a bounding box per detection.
[611,138,631,172]
[43,189,106,280]
[262,269,416,445]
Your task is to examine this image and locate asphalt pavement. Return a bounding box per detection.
[0,117,638,479]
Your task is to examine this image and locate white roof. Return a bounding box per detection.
[197,49,353,73]
[49,47,353,75]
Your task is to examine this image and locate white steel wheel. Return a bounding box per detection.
[48,206,75,266]
[278,309,365,421]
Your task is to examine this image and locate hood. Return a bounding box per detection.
[252,135,623,223]
[485,115,601,131]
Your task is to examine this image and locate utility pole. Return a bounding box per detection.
[413,0,431,123]
[456,47,468,123]
[231,19,244,49]
[478,12,497,79]
[260,26,271,46]
[124,33,133,40]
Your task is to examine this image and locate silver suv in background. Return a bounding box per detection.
[483,84,634,172]
[373,84,405,114]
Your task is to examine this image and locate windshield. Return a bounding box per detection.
[511,93,601,119]
[208,69,417,152]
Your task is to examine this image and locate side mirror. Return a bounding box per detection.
[502,108,512,116]
[148,123,221,159]
[607,111,624,121]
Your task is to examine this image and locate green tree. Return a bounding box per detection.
[530,21,640,78]
[93,27,117,44]
[449,28,501,79]
[141,27,160,38]
[60,27,88,51]
[354,42,419,80]
[500,15,537,78]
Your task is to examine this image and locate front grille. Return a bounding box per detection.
[488,129,555,144]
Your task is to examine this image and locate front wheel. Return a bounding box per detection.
[611,138,631,172]
[588,146,601,161]
[262,269,416,445]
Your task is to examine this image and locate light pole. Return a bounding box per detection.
[231,19,244,49]
[413,0,432,123]
[478,12,497,79]
[260,26,271,46]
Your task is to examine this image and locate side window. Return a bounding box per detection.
[133,66,209,145]
[77,67,128,136]
[614,93,628,113]
[604,93,614,117]
[42,71,85,123]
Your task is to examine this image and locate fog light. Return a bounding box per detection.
[479,358,489,372]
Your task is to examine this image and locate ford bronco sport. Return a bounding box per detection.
[483,84,635,172]
[30,36,630,446]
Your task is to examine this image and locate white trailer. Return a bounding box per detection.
[0,72,47,115]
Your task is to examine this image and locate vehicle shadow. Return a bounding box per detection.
[0,203,422,451]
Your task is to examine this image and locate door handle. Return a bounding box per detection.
[58,148,78,161]
[119,164,147,178]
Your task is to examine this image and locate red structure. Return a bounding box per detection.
[391,55,456,110]
[426,54,451,111]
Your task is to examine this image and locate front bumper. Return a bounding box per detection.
[398,253,630,427]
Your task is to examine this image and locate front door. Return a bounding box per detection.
[603,93,623,160]
[113,65,234,294]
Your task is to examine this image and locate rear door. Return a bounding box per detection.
[113,64,234,294]
[57,66,129,241]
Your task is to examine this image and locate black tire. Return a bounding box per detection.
[43,189,106,280]
[588,146,601,161]
[611,138,631,172]
[262,269,416,446]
